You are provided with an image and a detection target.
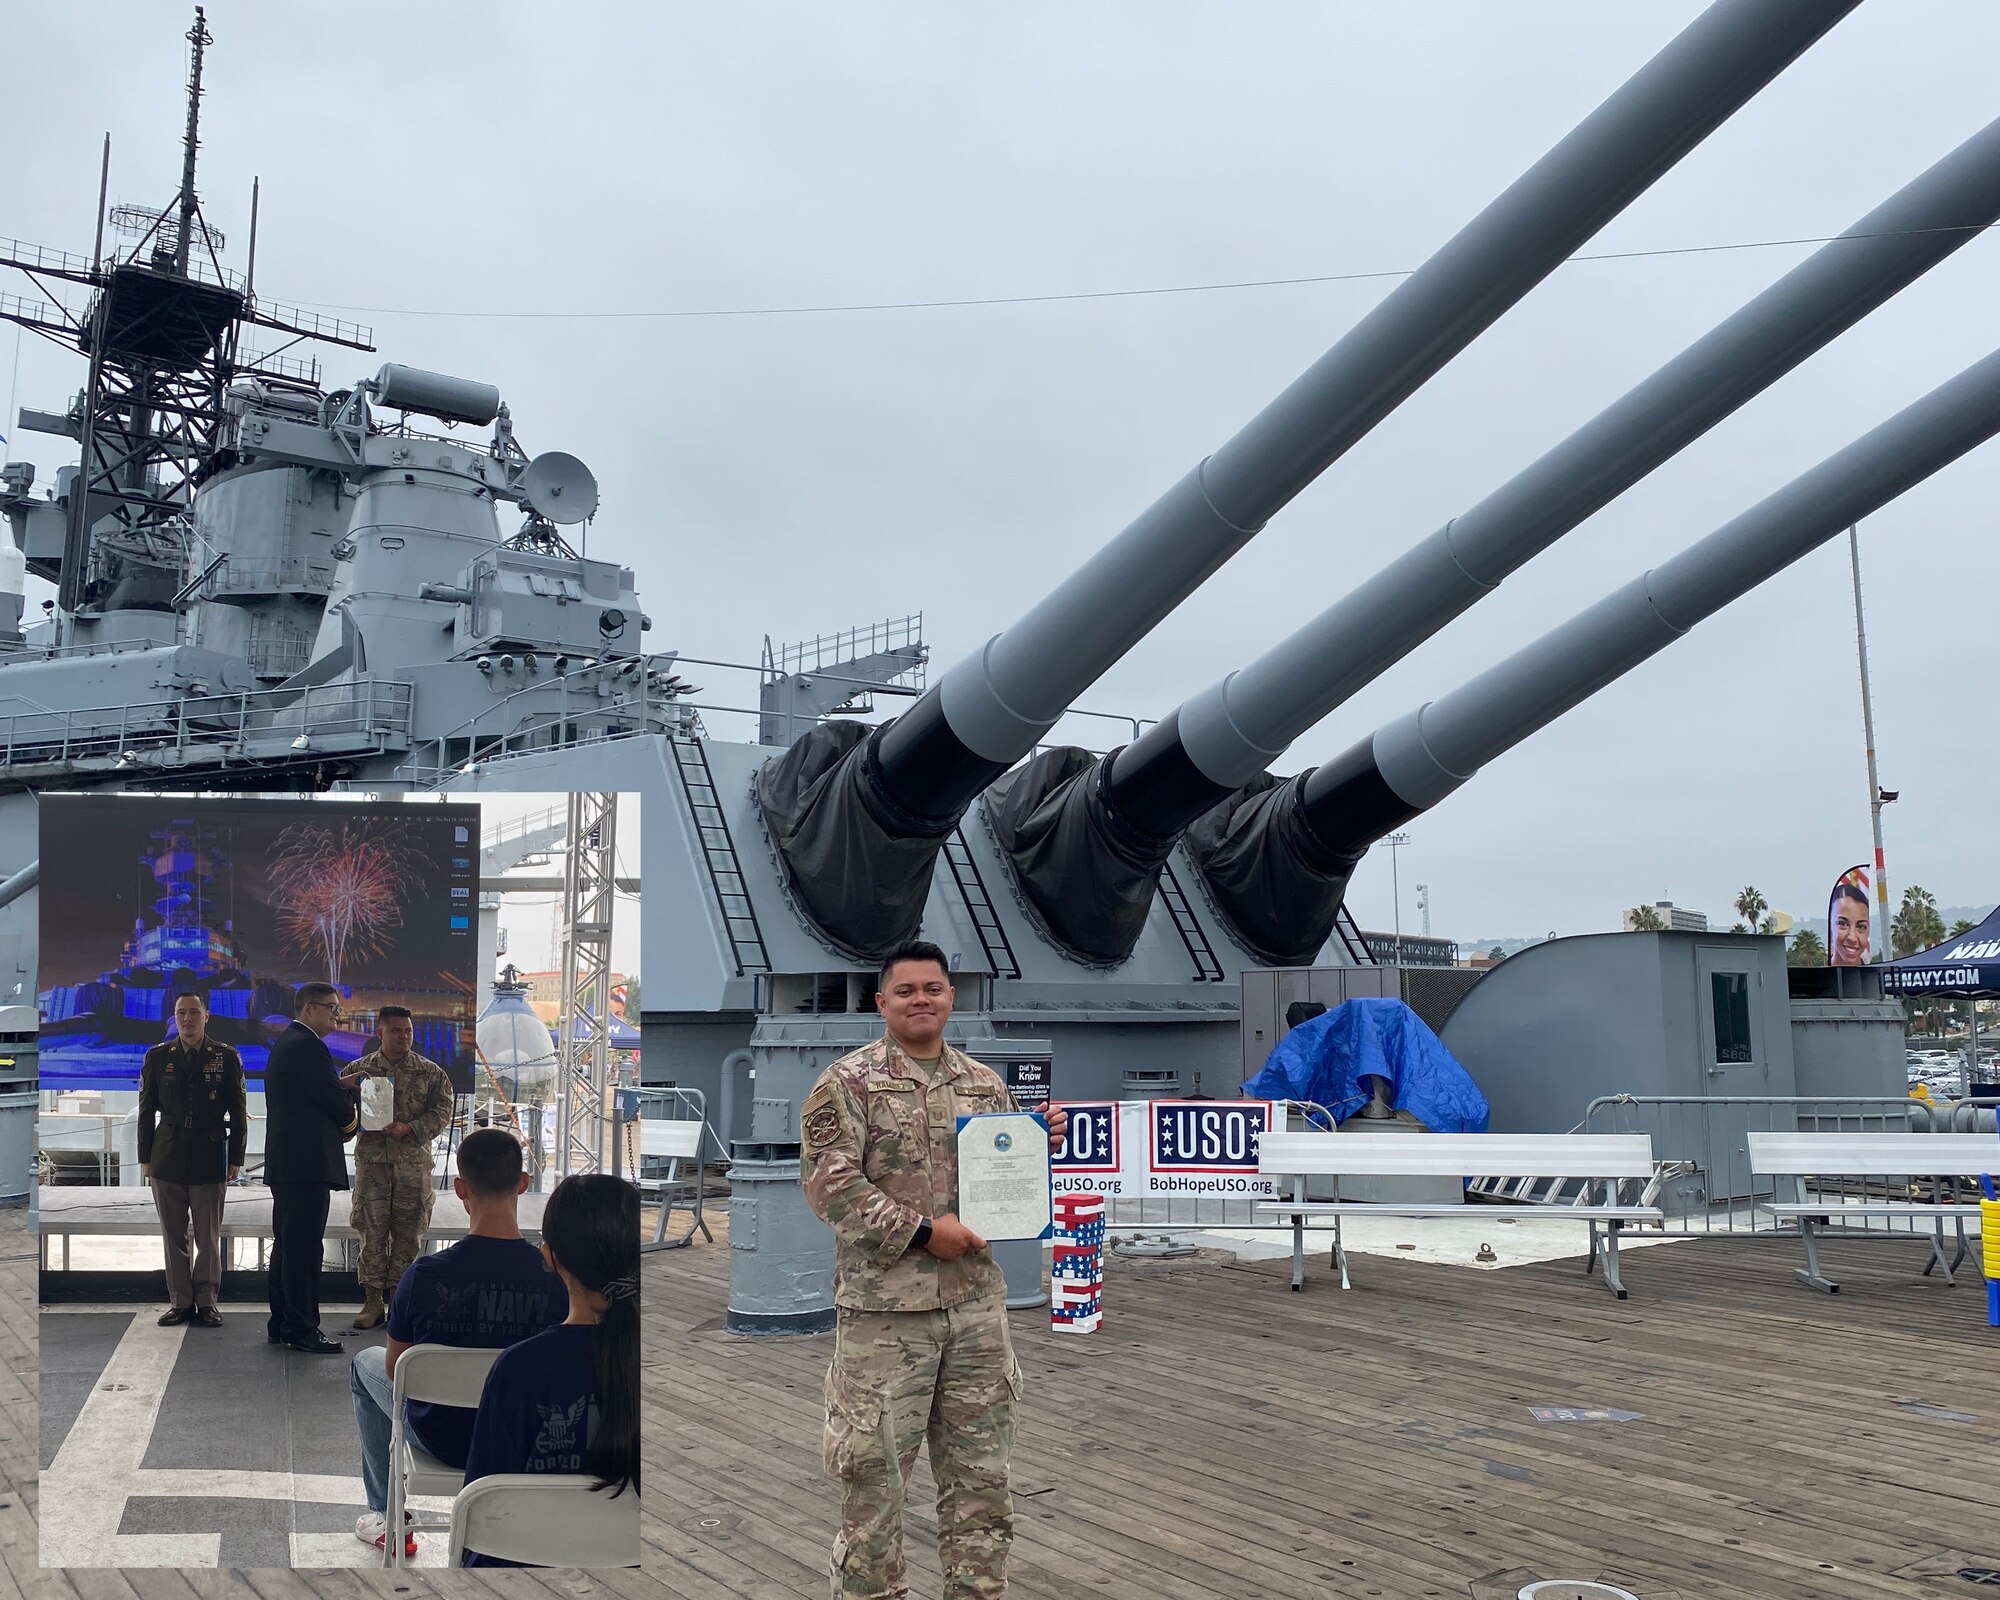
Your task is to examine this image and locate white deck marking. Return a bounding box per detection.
[41,1313,220,1566]
[40,1311,450,1567]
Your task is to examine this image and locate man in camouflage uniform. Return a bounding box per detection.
[801,939,1067,1600]
[342,1005,455,1329]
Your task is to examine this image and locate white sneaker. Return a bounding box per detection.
[355,1510,417,1557]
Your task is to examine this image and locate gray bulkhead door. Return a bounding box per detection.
[1693,945,1766,1203]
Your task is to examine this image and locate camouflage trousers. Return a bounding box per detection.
[350,1159,435,1293]
[822,1293,1019,1600]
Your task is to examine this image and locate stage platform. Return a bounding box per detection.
[35,1186,554,1301]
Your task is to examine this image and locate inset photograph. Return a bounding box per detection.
[34,790,641,1569]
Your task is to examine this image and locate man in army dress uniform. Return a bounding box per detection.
[341,1005,455,1330]
[800,939,1066,1600]
[137,992,248,1328]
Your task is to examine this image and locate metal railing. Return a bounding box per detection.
[766,614,926,681]
[0,677,415,771]
[1575,1093,1942,1234]
[204,555,336,595]
[0,290,76,331]
[0,236,98,278]
[394,665,693,786]
[482,802,570,853]
[636,1088,718,1251]
[244,295,374,350]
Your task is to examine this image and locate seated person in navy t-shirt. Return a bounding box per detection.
[459,1172,640,1567]
[349,1127,567,1558]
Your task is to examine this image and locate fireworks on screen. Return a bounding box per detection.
[267,820,434,984]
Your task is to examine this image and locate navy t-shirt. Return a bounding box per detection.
[461,1324,622,1567]
[386,1235,568,1464]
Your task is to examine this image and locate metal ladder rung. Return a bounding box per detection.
[1158,859,1224,982]
[942,830,1020,980]
[670,737,771,975]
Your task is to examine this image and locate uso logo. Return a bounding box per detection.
[1049,1101,1119,1174]
[1149,1100,1273,1173]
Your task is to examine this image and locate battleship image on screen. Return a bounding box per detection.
[37,794,479,1090]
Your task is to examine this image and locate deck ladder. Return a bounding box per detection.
[942,828,1021,980]
[669,736,771,976]
[1334,904,1374,965]
[1159,859,1226,981]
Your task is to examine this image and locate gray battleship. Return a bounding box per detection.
[8,3,1999,1323]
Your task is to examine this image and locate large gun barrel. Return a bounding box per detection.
[1195,343,2000,963]
[997,112,2000,963]
[873,0,1853,825]
[759,0,1855,959]
[1110,110,2000,837]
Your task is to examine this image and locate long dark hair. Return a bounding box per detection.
[541,1174,640,1497]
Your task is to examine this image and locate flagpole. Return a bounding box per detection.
[1848,524,1890,962]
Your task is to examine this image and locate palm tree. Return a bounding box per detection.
[1627,905,1666,932]
[1734,885,1768,933]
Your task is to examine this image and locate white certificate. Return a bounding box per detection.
[956,1112,1052,1241]
[360,1075,394,1132]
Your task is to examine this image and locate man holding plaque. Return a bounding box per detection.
[800,939,1066,1600]
[340,1005,455,1331]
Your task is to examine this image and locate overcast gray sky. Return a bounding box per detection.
[6,4,1997,946]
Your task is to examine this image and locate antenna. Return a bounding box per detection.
[177,7,212,273]
[518,451,600,525]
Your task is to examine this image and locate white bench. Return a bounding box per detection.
[640,1118,713,1250]
[1746,1130,1991,1294]
[1255,1130,1664,1299]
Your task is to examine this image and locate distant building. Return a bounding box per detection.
[1622,900,1708,933]
[512,968,628,1026]
[1358,932,1459,968]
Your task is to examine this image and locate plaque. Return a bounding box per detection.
[360,1075,394,1132]
[955,1111,1052,1241]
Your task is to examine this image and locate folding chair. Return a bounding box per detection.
[447,1472,642,1568]
[384,1343,501,1568]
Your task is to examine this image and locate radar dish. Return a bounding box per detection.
[519,452,600,525]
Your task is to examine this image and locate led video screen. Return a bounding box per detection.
[38,795,480,1092]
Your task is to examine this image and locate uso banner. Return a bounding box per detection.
[1050,1099,1282,1199]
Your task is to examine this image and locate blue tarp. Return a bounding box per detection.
[1242,996,1490,1132]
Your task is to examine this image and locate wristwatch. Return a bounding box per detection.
[910,1218,934,1253]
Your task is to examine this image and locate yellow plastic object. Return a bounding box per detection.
[1983,1199,2000,1281]
[1910,1084,1933,1104]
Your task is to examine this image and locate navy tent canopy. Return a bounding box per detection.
[563,1011,641,1047]
[1879,906,2000,997]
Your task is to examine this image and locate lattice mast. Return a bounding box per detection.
[0,8,375,617]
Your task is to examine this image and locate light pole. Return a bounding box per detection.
[1416,883,1431,938]
[1385,832,1411,951]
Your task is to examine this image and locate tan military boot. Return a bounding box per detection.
[351,1289,386,1331]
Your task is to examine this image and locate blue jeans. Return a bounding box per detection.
[350,1345,450,1514]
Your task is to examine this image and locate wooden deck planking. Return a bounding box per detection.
[7,1202,1998,1597]
[651,1210,1999,1600]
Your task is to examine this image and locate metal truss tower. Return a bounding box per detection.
[555,792,618,1177]
[0,7,374,617]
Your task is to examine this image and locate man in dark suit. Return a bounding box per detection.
[264,981,359,1353]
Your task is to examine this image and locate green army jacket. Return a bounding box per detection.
[137,1036,247,1185]
[799,1035,1016,1312]
[349,1049,454,1166]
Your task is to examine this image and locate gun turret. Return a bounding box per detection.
[1190,342,2000,964]
[753,0,1853,960]
[988,111,2000,963]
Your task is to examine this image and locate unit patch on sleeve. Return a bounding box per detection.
[804,1103,842,1151]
